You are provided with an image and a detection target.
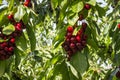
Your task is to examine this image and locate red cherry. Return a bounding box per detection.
[118,23,120,29]
[15,25,22,31]
[67,26,74,33]
[116,71,120,79]
[1,42,7,48]
[24,1,29,7]
[67,50,73,57]
[65,38,70,45]
[77,29,83,36]
[83,34,87,40]
[72,48,77,53]
[66,32,72,38]
[70,36,76,43]
[76,43,83,50]
[84,4,91,10]
[81,40,86,47]
[79,14,84,21]
[82,22,87,30]
[4,47,9,51]
[17,22,22,28]
[64,45,70,51]
[25,0,31,2]
[10,38,15,43]
[8,47,14,52]
[70,43,75,49]
[12,32,18,37]
[76,35,81,42]
[8,14,14,20]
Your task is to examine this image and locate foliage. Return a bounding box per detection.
[0,0,120,80]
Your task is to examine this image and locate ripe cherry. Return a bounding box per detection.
[76,43,83,50]
[1,42,7,48]
[4,47,9,51]
[81,40,86,47]
[66,32,72,38]
[77,29,83,36]
[15,25,22,31]
[8,14,14,21]
[25,0,31,2]
[76,35,81,42]
[79,14,84,21]
[64,45,69,51]
[118,23,120,29]
[8,47,14,52]
[16,22,22,28]
[84,4,91,10]
[82,22,87,30]
[24,1,29,7]
[116,71,120,79]
[67,50,73,57]
[10,38,15,43]
[83,34,87,40]
[67,26,74,33]
[70,36,76,43]
[65,38,70,45]
[70,43,75,49]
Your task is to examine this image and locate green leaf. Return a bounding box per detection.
[68,63,82,80]
[0,0,2,4]
[14,5,26,22]
[8,0,14,11]
[96,4,106,18]
[87,0,96,6]
[14,48,22,68]
[51,0,58,9]
[54,27,66,48]
[70,50,89,74]
[87,39,99,50]
[0,61,6,77]
[52,61,70,80]
[68,13,79,25]
[26,26,36,51]
[16,36,27,52]
[71,1,84,13]
[0,10,9,27]
[2,24,15,35]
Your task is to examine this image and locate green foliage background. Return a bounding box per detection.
[0,0,120,80]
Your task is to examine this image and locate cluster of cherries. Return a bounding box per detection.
[23,0,32,7]
[62,3,91,60]
[62,22,87,60]
[0,14,26,60]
